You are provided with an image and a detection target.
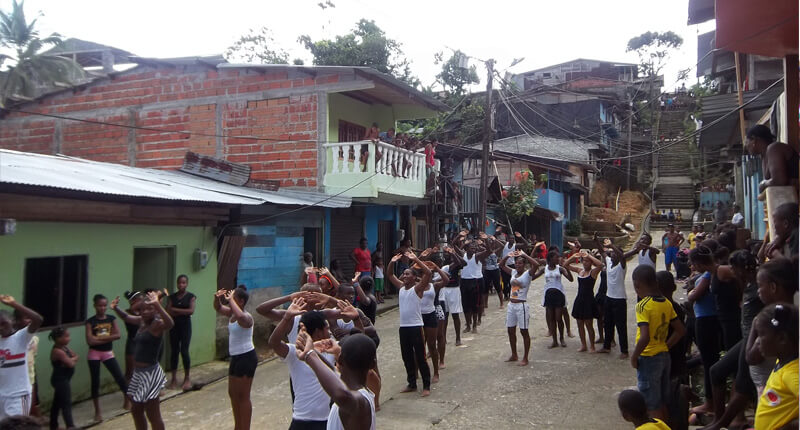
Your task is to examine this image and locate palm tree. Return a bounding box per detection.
[0,0,84,108]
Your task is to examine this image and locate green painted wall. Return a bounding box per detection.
[0,221,217,407]
[327,93,395,142]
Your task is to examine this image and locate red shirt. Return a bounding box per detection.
[353,248,372,272]
[425,145,436,167]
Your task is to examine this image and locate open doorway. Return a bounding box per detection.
[132,246,176,368]
[304,227,322,267]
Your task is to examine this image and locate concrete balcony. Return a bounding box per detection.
[323,140,429,202]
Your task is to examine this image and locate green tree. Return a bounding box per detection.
[224,27,289,64]
[434,50,479,106]
[626,31,684,77]
[0,0,83,108]
[298,19,420,87]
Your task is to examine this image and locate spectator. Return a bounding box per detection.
[731,205,744,228]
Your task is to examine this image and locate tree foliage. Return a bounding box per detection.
[501,170,539,223]
[0,0,84,108]
[298,19,420,87]
[626,31,684,77]
[434,50,479,105]
[224,27,289,64]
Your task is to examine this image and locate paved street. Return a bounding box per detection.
[97,257,664,430]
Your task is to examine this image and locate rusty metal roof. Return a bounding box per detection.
[0,149,350,208]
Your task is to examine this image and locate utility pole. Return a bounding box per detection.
[626,98,632,190]
[479,59,494,230]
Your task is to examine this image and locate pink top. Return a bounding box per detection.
[425,145,436,167]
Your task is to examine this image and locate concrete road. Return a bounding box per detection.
[98,258,663,429]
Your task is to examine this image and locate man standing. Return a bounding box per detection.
[660,225,684,273]
[713,201,727,228]
[351,238,372,280]
[0,295,43,420]
[731,205,744,228]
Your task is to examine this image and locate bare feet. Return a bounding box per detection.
[94,414,103,423]
[182,380,192,391]
[455,340,463,346]
[518,359,529,366]
[472,327,478,334]
[596,348,611,353]
[432,374,439,384]
[548,342,559,349]
[505,355,519,362]
[463,327,471,334]
[560,337,567,347]
[690,403,712,414]
[618,353,629,360]
[567,331,575,338]
[589,347,596,353]
[577,346,587,352]
[595,338,605,344]
[400,386,416,393]
[439,362,446,369]
[421,389,431,397]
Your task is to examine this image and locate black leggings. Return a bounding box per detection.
[399,326,430,390]
[602,298,628,353]
[50,378,74,429]
[484,269,501,294]
[709,339,756,398]
[170,321,192,372]
[89,357,127,399]
[718,315,742,351]
[695,315,721,401]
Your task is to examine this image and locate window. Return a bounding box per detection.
[338,120,366,143]
[541,72,552,79]
[24,255,88,328]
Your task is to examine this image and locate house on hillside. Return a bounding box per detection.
[0,52,447,287]
[0,149,349,409]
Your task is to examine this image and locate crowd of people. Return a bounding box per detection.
[0,205,797,430]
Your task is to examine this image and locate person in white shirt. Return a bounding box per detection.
[294,332,377,430]
[0,295,43,420]
[499,250,541,366]
[731,204,744,227]
[595,238,630,359]
[268,298,335,430]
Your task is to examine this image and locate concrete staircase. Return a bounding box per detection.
[652,108,696,230]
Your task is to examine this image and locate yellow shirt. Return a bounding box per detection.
[755,358,799,430]
[635,296,677,357]
[636,418,671,429]
[688,233,697,249]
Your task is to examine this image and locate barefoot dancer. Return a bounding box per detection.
[439,246,466,346]
[564,250,604,352]
[85,294,128,422]
[537,250,574,348]
[214,287,256,430]
[597,238,630,359]
[499,250,541,365]
[420,254,449,383]
[122,291,144,410]
[111,291,173,430]
[166,275,195,391]
[387,252,432,397]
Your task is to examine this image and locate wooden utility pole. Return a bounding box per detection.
[479,59,494,230]
[626,99,633,190]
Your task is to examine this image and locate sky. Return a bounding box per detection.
[3,0,715,91]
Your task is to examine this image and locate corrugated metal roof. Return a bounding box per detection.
[0,150,350,208]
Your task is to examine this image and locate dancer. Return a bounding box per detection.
[597,237,630,358]
[167,275,195,391]
[483,242,504,310]
[111,291,173,430]
[420,254,449,383]
[0,295,43,420]
[49,327,78,430]
[295,332,377,430]
[387,252,432,397]
[564,250,603,352]
[440,246,466,346]
[499,250,540,365]
[85,294,128,422]
[454,237,494,333]
[429,253,451,370]
[122,291,144,409]
[539,249,574,348]
[268,298,333,429]
[636,234,660,269]
[630,265,686,422]
[752,304,798,430]
[214,287,256,430]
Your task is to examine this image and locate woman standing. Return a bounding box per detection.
[214,287,257,430]
[420,254,449,384]
[564,251,603,352]
[111,291,173,430]
[85,294,128,422]
[538,250,574,348]
[167,275,196,391]
[49,327,79,430]
[123,291,144,409]
[499,250,541,366]
[387,251,432,397]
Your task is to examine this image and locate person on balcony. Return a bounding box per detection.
[378,127,395,143]
[745,124,799,195]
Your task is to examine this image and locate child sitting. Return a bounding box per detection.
[630,265,686,423]
[618,389,671,429]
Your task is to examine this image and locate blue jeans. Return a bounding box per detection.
[637,352,671,411]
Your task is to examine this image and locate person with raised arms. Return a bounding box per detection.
[499,249,541,365]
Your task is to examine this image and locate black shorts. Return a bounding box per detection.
[543,289,566,308]
[229,349,258,378]
[422,311,438,329]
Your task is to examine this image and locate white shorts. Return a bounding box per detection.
[506,301,530,330]
[443,287,463,314]
[0,392,32,420]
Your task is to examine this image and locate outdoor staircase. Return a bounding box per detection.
[651,107,696,231]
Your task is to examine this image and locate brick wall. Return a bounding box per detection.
[0,66,340,188]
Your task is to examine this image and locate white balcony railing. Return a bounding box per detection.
[323,140,429,200]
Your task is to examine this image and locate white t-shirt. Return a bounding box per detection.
[509,269,532,301]
[605,256,627,300]
[0,328,34,396]
[287,315,301,344]
[374,266,384,279]
[282,343,333,421]
[327,388,376,430]
[398,287,423,327]
[732,212,744,225]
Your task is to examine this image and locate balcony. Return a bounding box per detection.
[323,140,428,202]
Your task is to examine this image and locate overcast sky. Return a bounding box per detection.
[4,0,715,91]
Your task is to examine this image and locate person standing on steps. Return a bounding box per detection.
[85,294,128,422]
[387,251,432,397]
[166,274,196,391]
[499,250,541,366]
